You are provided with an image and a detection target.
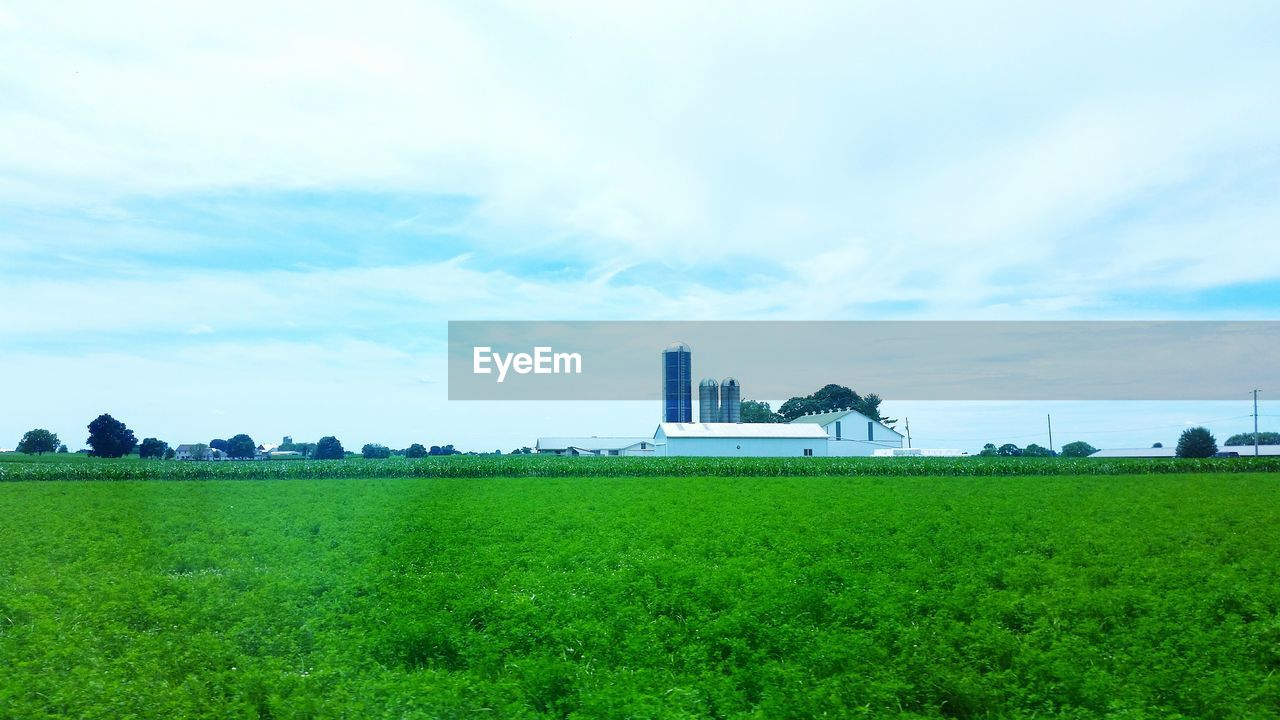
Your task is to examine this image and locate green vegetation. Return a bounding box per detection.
[2,455,1280,481]
[1226,431,1280,446]
[1177,426,1218,458]
[85,413,137,458]
[2,474,1278,718]
[15,428,60,455]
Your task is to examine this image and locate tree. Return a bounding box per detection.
[139,437,170,459]
[979,443,998,457]
[405,443,427,459]
[164,447,176,460]
[1152,442,1163,448]
[57,444,69,453]
[209,438,230,452]
[86,414,137,458]
[1023,443,1055,457]
[226,434,257,459]
[1176,427,1217,458]
[16,429,60,455]
[314,436,345,460]
[996,443,1022,457]
[1059,441,1098,458]
[361,443,392,459]
[776,384,893,425]
[1224,431,1280,446]
[428,444,458,456]
[740,400,783,423]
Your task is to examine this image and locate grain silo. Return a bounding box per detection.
[661,342,692,423]
[698,378,720,423]
[719,377,741,423]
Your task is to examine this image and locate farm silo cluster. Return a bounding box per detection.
[537,342,906,457]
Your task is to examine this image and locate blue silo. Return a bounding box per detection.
[699,378,720,423]
[662,342,692,423]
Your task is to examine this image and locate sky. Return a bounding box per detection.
[2,1,1277,453]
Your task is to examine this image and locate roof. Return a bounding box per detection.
[656,422,829,439]
[1088,448,1176,458]
[789,408,904,438]
[536,437,652,451]
[174,444,204,452]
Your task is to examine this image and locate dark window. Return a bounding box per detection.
[835,421,842,440]
[868,421,874,441]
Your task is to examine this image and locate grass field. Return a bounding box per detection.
[2,474,1278,719]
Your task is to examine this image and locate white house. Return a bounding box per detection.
[789,408,904,456]
[653,423,829,457]
[174,444,229,461]
[535,437,656,456]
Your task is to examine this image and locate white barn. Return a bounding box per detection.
[654,423,829,457]
[789,408,904,456]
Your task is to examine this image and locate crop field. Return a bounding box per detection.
[2,473,1278,719]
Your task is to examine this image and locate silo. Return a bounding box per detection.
[661,342,693,423]
[719,377,741,423]
[698,378,720,423]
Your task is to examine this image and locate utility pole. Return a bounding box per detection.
[1047,414,1054,455]
[904,418,912,449]
[1253,389,1261,457]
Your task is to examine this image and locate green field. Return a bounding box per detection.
[2,473,1278,718]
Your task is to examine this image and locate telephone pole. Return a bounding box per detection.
[904,417,912,449]
[1253,390,1261,457]
[1047,414,1054,455]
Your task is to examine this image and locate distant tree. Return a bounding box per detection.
[209,438,230,452]
[1059,441,1098,458]
[510,446,533,455]
[996,443,1023,457]
[226,434,257,459]
[164,447,176,460]
[740,400,783,423]
[57,444,69,453]
[979,443,998,457]
[1224,431,1280,446]
[85,414,137,458]
[294,442,317,458]
[777,384,893,425]
[314,436,345,460]
[16,429,60,455]
[138,437,170,459]
[1023,443,1055,457]
[1152,442,1163,448]
[405,443,427,459]
[361,443,392,459]
[1176,427,1217,458]
[186,443,209,460]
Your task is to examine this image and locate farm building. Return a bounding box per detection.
[789,408,904,456]
[1090,446,1280,458]
[654,423,829,457]
[535,437,656,456]
[174,444,229,461]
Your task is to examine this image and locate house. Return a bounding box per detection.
[789,408,904,456]
[653,423,829,457]
[174,444,229,461]
[535,437,656,456]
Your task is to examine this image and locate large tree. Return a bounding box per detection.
[139,437,170,460]
[1023,443,1054,457]
[1059,441,1098,458]
[777,384,892,425]
[1224,431,1280,446]
[361,443,392,459]
[1176,427,1217,458]
[314,436,345,460]
[86,414,137,458]
[209,438,230,452]
[405,443,427,459]
[16,429,60,455]
[226,434,257,459]
[740,400,783,423]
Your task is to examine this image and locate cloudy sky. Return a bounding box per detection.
[2,1,1277,452]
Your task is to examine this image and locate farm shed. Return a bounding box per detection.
[535,437,656,456]
[789,408,904,456]
[654,423,829,457]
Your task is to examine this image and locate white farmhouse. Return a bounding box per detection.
[654,423,829,457]
[789,408,904,456]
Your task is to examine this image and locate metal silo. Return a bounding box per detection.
[698,378,719,423]
[719,377,741,423]
[662,342,692,423]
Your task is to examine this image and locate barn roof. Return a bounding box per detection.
[656,423,828,439]
[789,408,904,438]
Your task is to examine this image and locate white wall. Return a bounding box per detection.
[659,437,827,457]
[827,438,901,457]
